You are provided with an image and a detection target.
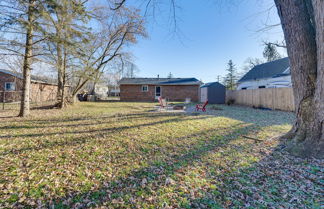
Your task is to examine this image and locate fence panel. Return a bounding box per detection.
[226,87,295,111]
[0,90,57,111]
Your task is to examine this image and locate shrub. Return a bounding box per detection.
[227,99,235,105]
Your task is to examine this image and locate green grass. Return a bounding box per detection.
[0,102,321,208]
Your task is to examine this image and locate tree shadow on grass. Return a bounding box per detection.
[1,105,294,131]
[39,124,259,208]
[1,106,300,208]
[184,106,319,208]
[190,139,322,208]
[0,114,215,155]
[0,115,16,119]
[0,112,187,129]
[30,104,57,110]
[0,114,211,139]
[189,104,295,126]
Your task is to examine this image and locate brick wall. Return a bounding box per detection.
[0,72,23,91]
[0,72,23,102]
[120,84,200,102]
[0,71,68,103]
[161,85,199,102]
[30,83,58,103]
[120,84,156,102]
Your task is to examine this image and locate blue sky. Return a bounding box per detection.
[128,0,287,83]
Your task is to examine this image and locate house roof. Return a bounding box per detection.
[118,77,202,85]
[200,82,224,88]
[238,57,290,83]
[0,69,57,85]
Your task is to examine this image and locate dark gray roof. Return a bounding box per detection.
[200,82,224,88]
[238,57,290,82]
[118,77,202,85]
[0,69,57,85]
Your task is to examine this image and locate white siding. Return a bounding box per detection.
[94,85,109,97]
[237,75,291,90]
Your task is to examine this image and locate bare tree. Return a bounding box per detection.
[264,40,287,49]
[19,0,35,116]
[121,61,140,78]
[0,56,24,73]
[239,57,264,79]
[113,0,324,157]
[0,0,41,117]
[70,6,146,103]
[263,41,282,61]
[39,0,91,108]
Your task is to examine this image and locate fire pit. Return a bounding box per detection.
[173,105,186,110]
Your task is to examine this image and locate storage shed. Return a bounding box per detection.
[200,82,226,104]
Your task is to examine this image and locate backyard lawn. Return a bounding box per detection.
[0,102,322,208]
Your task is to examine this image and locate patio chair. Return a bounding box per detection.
[196,100,208,112]
[158,96,167,108]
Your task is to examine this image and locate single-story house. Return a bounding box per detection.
[0,69,64,103]
[237,57,291,90]
[200,82,226,104]
[119,77,202,102]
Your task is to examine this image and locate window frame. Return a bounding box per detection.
[4,82,16,91]
[141,85,148,92]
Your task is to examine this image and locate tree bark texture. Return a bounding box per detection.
[19,0,35,117]
[313,0,324,157]
[274,0,323,158]
[56,43,65,108]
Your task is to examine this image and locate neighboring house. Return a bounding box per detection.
[200,82,226,104]
[237,57,291,90]
[89,84,120,99]
[119,77,202,102]
[0,69,64,103]
[108,85,120,97]
[93,84,109,99]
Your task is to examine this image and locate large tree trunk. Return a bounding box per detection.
[274,0,323,158]
[71,92,79,104]
[19,0,35,117]
[70,77,90,104]
[313,0,324,157]
[56,43,65,108]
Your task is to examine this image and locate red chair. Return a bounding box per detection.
[196,100,208,112]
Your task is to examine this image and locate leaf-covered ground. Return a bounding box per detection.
[0,102,322,208]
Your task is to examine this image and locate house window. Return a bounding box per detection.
[142,85,148,92]
[258,86,266,89]
[5,82,15,91]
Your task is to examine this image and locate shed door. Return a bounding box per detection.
[200,87,208,102]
